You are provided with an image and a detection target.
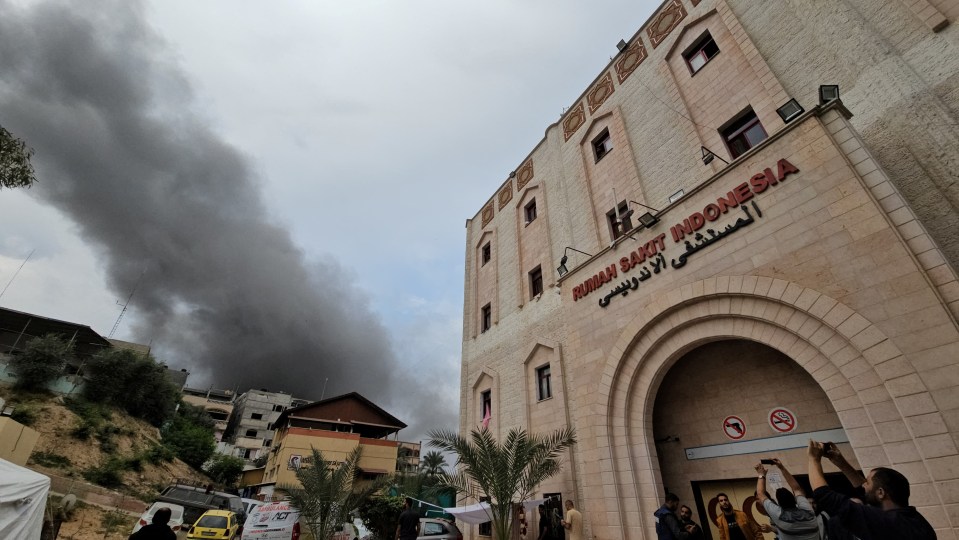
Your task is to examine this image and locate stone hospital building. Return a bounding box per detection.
[459,1,959,539]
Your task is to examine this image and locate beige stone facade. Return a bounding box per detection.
[461,1,959,539]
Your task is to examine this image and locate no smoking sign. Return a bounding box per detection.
[769,407,797,433]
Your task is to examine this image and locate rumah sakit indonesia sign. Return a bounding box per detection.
[572,159,799,307]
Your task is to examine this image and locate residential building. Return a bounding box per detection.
[397,440,421,473]
[461,2,959,539]
[182,386,236,442]
[225,389,293,462]
[257,392,406,496]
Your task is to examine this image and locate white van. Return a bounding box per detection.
[241,501,359,540]
[241,501,301,540]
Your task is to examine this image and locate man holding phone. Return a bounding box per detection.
[755,459,819,540]
[807,440,936,539]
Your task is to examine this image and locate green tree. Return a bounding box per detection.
[428,427,577,540]
[206,453,246,486]
[82,348,179,426]
[161,404,216,469]
[281,447,380,540]
[419,450,447,477]
[358,495,405,540]
[0,124,36,190]
[10,334,72,391]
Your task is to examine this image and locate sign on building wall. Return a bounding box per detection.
[768,407,798,433]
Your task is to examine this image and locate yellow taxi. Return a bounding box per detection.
[187,509,240,539]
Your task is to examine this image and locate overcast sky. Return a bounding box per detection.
[0,0,658,440]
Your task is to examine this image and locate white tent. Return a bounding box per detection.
[442,498,549,524]
[0,457,50,540]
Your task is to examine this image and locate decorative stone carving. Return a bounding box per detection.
[615,40,648,83]
[516,160,534,190]
[587,72,616,113]
[563,102,586,141]
[481,202,494,227]
[646,0,687,48]
[498,182,513,210]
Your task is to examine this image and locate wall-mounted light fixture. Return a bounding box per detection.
[628,200,660,228]
[668,189,685,204]
[776,98,805,124]
[509,170,516,178]
[701,145,729,166]
[819,85,839,105]
[556,247,594,277]
[616,39,628,51]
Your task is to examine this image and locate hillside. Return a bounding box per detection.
[1,384,210,502]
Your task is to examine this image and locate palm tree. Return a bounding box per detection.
[420,450,447,477]
[428,426,577,540]
[281,447,380,540]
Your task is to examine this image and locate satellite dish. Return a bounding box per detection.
[60,494,77,512]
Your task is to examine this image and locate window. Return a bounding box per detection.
[592,128,613,161]
[684,32,719,74]
[480,390,492,420]
[524,199,537,224]
[245,429,258,438]
[423,523,448,536]
[273,404,285,412]
[537,364,552,401]
[722,109,768,159]
[263,439,272,447]
[529,266,543,299]
[251,413,263,420]
[481,242,491,266]
[481,303,492,333]
[479,497,492,536]
[606,201,634,241]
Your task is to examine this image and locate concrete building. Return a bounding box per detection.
[397,440,422,473]
[225,389,293,462]
[182,386,236,442]
[255,392,405,497]
[461,1,959,539]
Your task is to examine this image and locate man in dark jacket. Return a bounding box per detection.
[678,505,704,540]
[128,507,176,540]
[807,440,937,540]
[654,493,696,540]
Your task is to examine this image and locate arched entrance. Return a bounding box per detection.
[587,278,950,540]
[652,339,848,539]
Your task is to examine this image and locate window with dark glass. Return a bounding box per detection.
[524,199,537,224]
[251,413,263,420]
[482,242,491,265]
[592,128,613,162]
[481,303,492,333]
[529,266,543,298]
[684,31,720,74]
[537,364,552,401]
[245,429,258,438]
[721,109,768,159]
[606,201,633,241]
[480,390,492,419]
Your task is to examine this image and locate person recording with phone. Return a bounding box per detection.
[807,440,936,540]
[755,458,819,540]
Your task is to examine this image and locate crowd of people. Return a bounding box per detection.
[653,440,937,540]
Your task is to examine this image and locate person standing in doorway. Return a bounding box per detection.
[537,504,550,540]
[654,493,696,539]
[560,500,583,540]
[679,505,705,540]
[714,493,763,540]
[395,498,420,540]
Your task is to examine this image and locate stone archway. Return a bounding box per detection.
[587,277,950,540]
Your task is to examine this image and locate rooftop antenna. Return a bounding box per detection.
[109,268,146,338]
[320,377,329,400]
[0,249,35,301]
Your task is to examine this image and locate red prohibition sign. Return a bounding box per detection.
[769,408,797,433]
[722,415,746,440]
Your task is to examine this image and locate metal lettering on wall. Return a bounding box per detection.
[572,158,799,308]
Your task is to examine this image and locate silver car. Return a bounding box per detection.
[417,518,462,540]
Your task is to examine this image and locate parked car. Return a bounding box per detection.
[157,484,246,528]
[131,502,186,534]
[417,518,462,540]
[241,500,300,540]
[187,509,240,539]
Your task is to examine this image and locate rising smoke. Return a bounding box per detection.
[0,1,432,430]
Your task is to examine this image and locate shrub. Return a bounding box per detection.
[9,335,72,392]
[31,451,72,468]
[205,453,246,486]
[83,458,125,488]
[10,404,37,426]
[82,349,179,426]
[145,444,175,464]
